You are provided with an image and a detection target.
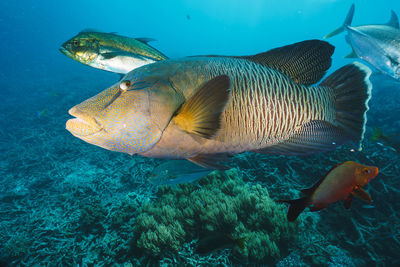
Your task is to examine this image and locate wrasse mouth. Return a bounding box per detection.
[66,107,102,137]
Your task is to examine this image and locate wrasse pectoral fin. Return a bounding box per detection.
[352,186,372,204]
[275,197,310,222]
[254,120,348,156]
[343,194,354,209]
[238,39,334,85]
[188,154,231,170]
[173,75,231,139]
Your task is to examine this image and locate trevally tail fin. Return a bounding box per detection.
[324,3,355,39]
[320,62,372,151]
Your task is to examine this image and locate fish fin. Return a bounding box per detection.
[309,204,327,212]
[275,197,310,222]
[344,194,353,209]
[301,163,345,195]
[345,49,357,58]
[79,28,101,33]
[320,62,372,151]
[100,51,137,59]
[187,154,231,170]
[386,10,399,29]
[352,186,372,204]
[100,52,120,59]
[324,4,354,39]
[301,179,324,196]
[253,120,350,155]
[136,37,156,44]
[173,75,231,139]
[238,40,334,85]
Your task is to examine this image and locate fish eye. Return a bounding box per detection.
[119,80,131,92]
[73,40,79,46]
[363,169,371,174]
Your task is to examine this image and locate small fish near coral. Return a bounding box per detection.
[148,160,212,185]
[60,30,168,74]
[370,126,400,152]
[325,4,400,79]
[195,233,247,255]
[276,161,379,221]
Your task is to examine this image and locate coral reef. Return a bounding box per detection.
[131,168,298,264]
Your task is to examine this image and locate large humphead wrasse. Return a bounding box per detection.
[66,40,372,169]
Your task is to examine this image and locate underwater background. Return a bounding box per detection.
[1,0,400,266]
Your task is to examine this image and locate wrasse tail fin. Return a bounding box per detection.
[276,197,310,222]
[173,75,231,139]
[239,40,334,85]
[320,62,372,151]
[324,4,354,39]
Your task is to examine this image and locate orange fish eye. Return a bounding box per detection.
[363,168,371,174]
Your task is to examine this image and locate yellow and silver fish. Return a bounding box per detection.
[60,30,168,74]
[66,40,372,169]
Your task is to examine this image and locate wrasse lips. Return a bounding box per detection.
[66,107,102,137]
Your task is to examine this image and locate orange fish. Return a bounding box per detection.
[277,161,379,221]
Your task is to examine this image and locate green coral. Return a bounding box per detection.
[131,168,299,263]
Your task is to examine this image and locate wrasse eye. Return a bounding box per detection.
[119,80,131,92]
[73,40,79,46]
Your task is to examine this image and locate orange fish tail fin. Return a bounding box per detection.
[276,197,310,222]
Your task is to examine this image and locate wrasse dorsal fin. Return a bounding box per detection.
[238,40,334,85]
[173,75,231,139]
[386,10,399,29]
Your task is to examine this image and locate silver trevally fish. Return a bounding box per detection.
[60,30,168,74]
[325,4,400,79]
[66,40,372,169]
[148,160,212,185]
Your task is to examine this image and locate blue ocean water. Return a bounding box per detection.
[1,0,400,266]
